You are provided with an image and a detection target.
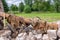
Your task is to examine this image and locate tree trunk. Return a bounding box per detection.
[0,0,4,12]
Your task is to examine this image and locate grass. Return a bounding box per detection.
[15,12,60,22]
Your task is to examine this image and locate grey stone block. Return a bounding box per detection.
[0,37,9,40]
[0,30,11,37]
[47,30,57,39]
[42,34,49,40]
[16,32,27,40]
[34,34,42,40]
[57,29,60,38]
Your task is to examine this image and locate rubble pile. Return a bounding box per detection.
[0,29,60,40]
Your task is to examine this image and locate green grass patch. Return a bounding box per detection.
[15,12,60,22]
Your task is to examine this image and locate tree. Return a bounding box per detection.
[19,2,24,12]
[2,0,9,12]
[53,0,60,12]
[24,5,31,13]
[32,3,38,11]
[24,0,33,10]
[24,0,32,6]
[42,0,50,11]
[32,0,41,11]
[32,0,51,11]
[10,4,18,11]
